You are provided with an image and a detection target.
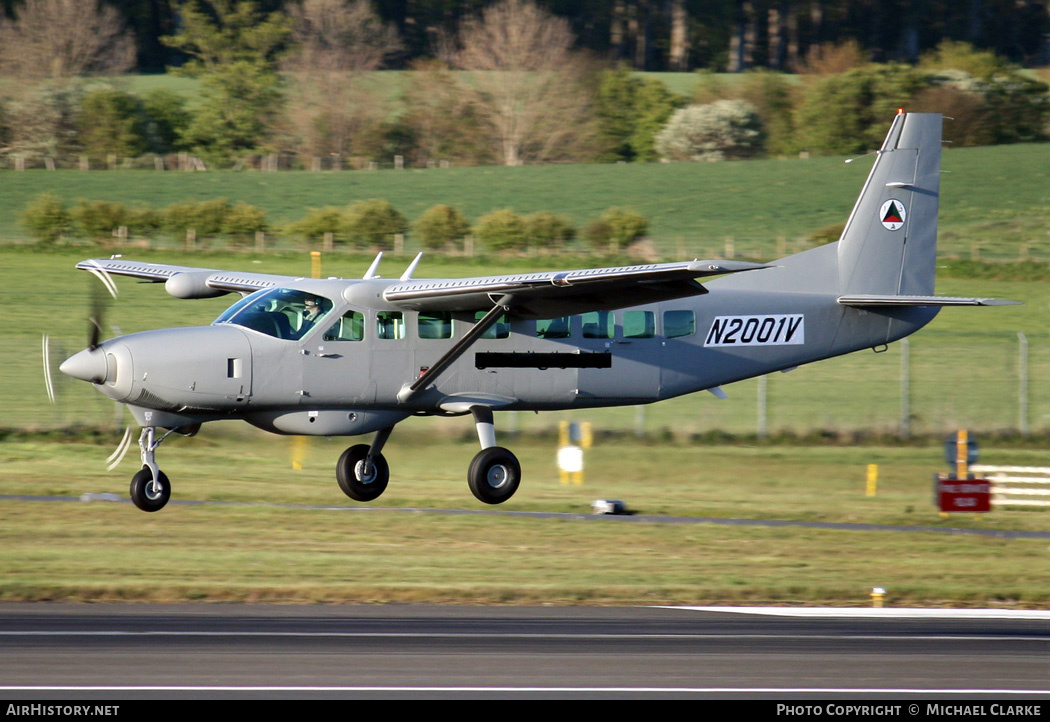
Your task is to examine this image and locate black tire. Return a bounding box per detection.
[467,447,521,504]
[336,444,389,502]
[129,466,171,512]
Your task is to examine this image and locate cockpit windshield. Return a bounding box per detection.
[213,288,334,341]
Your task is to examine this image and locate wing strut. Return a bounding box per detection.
[397,299,511,404]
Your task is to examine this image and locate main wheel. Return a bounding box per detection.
[130,466,171,512]
[468,447,521,504]
[336,444,389,502]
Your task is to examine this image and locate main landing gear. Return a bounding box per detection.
[465,406,520,504]
[333,406,521,505]
[336,427,391,501]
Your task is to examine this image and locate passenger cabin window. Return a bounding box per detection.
[475,311,509,339]
[418,311,452,339]
[581,311,613,339]
[623,310,655,338]
[323,310,364,341]
[536,316,570,339]
[664,310,695,338]
[214,288,333,341]
[377,311,405,340]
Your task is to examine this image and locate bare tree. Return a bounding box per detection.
[668,0,689,71]
[286,0,401,74]
[454,0,597,166]
[0,0,136,79]
[283,0,402,160]
[399,59,494,166]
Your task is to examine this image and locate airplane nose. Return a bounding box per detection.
[60,348,109,384]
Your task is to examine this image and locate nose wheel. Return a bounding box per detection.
[130,466,170,512]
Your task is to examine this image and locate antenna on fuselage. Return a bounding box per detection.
[400,252,423,281]
[363,252,383,280]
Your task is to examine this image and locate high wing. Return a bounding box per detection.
[381,259,769,317]
[76,258,292,298]
[78,257,770,315]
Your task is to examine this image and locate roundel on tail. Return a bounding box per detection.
[879,199,906,231]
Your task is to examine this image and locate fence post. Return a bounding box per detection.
[757,374,768,439]
[1018,331,1029,436]
[634,405,646,437]
[899,338,910,438]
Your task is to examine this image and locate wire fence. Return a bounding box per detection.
[15,329,1047,440]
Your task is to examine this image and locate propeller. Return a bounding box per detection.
[106,426,134,471]
[86,260,118,350]
[42,334,57,404]
[45,263,134,470]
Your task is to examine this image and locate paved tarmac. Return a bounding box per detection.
[1,604,1047,700]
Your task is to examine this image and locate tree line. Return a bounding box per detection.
[1,0,1047,72]
[0,0,1047,170]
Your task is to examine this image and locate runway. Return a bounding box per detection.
[1,604,1047,699]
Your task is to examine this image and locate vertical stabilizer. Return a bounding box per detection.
[837,112,942,296]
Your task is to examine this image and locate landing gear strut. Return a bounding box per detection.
[336,426,392,502]
[467,406,520,504]
[129,426,176,512]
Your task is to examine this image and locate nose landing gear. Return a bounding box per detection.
[127,425,192,512]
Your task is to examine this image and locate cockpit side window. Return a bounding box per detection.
[323,310,365,341]
[213,288,334,341]
[376,311,405,340]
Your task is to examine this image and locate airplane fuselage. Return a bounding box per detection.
[82,261,939,437]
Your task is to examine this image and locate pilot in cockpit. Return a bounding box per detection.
[303,297,324,324]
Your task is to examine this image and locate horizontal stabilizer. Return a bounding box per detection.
[838,294,1020,307]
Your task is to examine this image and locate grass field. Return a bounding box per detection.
[1,139,1047,608]
[2,142,1048,261]
[2,430,1048,606]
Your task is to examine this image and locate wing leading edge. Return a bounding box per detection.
[77,257,771,312]
[76,258,301,298]
[382,260,770,317]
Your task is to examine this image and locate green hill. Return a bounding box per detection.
[2,141,1047,261]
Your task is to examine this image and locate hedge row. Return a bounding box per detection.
[20,194,649,253]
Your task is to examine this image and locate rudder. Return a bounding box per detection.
[837,112,942,297]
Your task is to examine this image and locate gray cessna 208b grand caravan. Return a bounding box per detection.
[58,112,1012,511]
